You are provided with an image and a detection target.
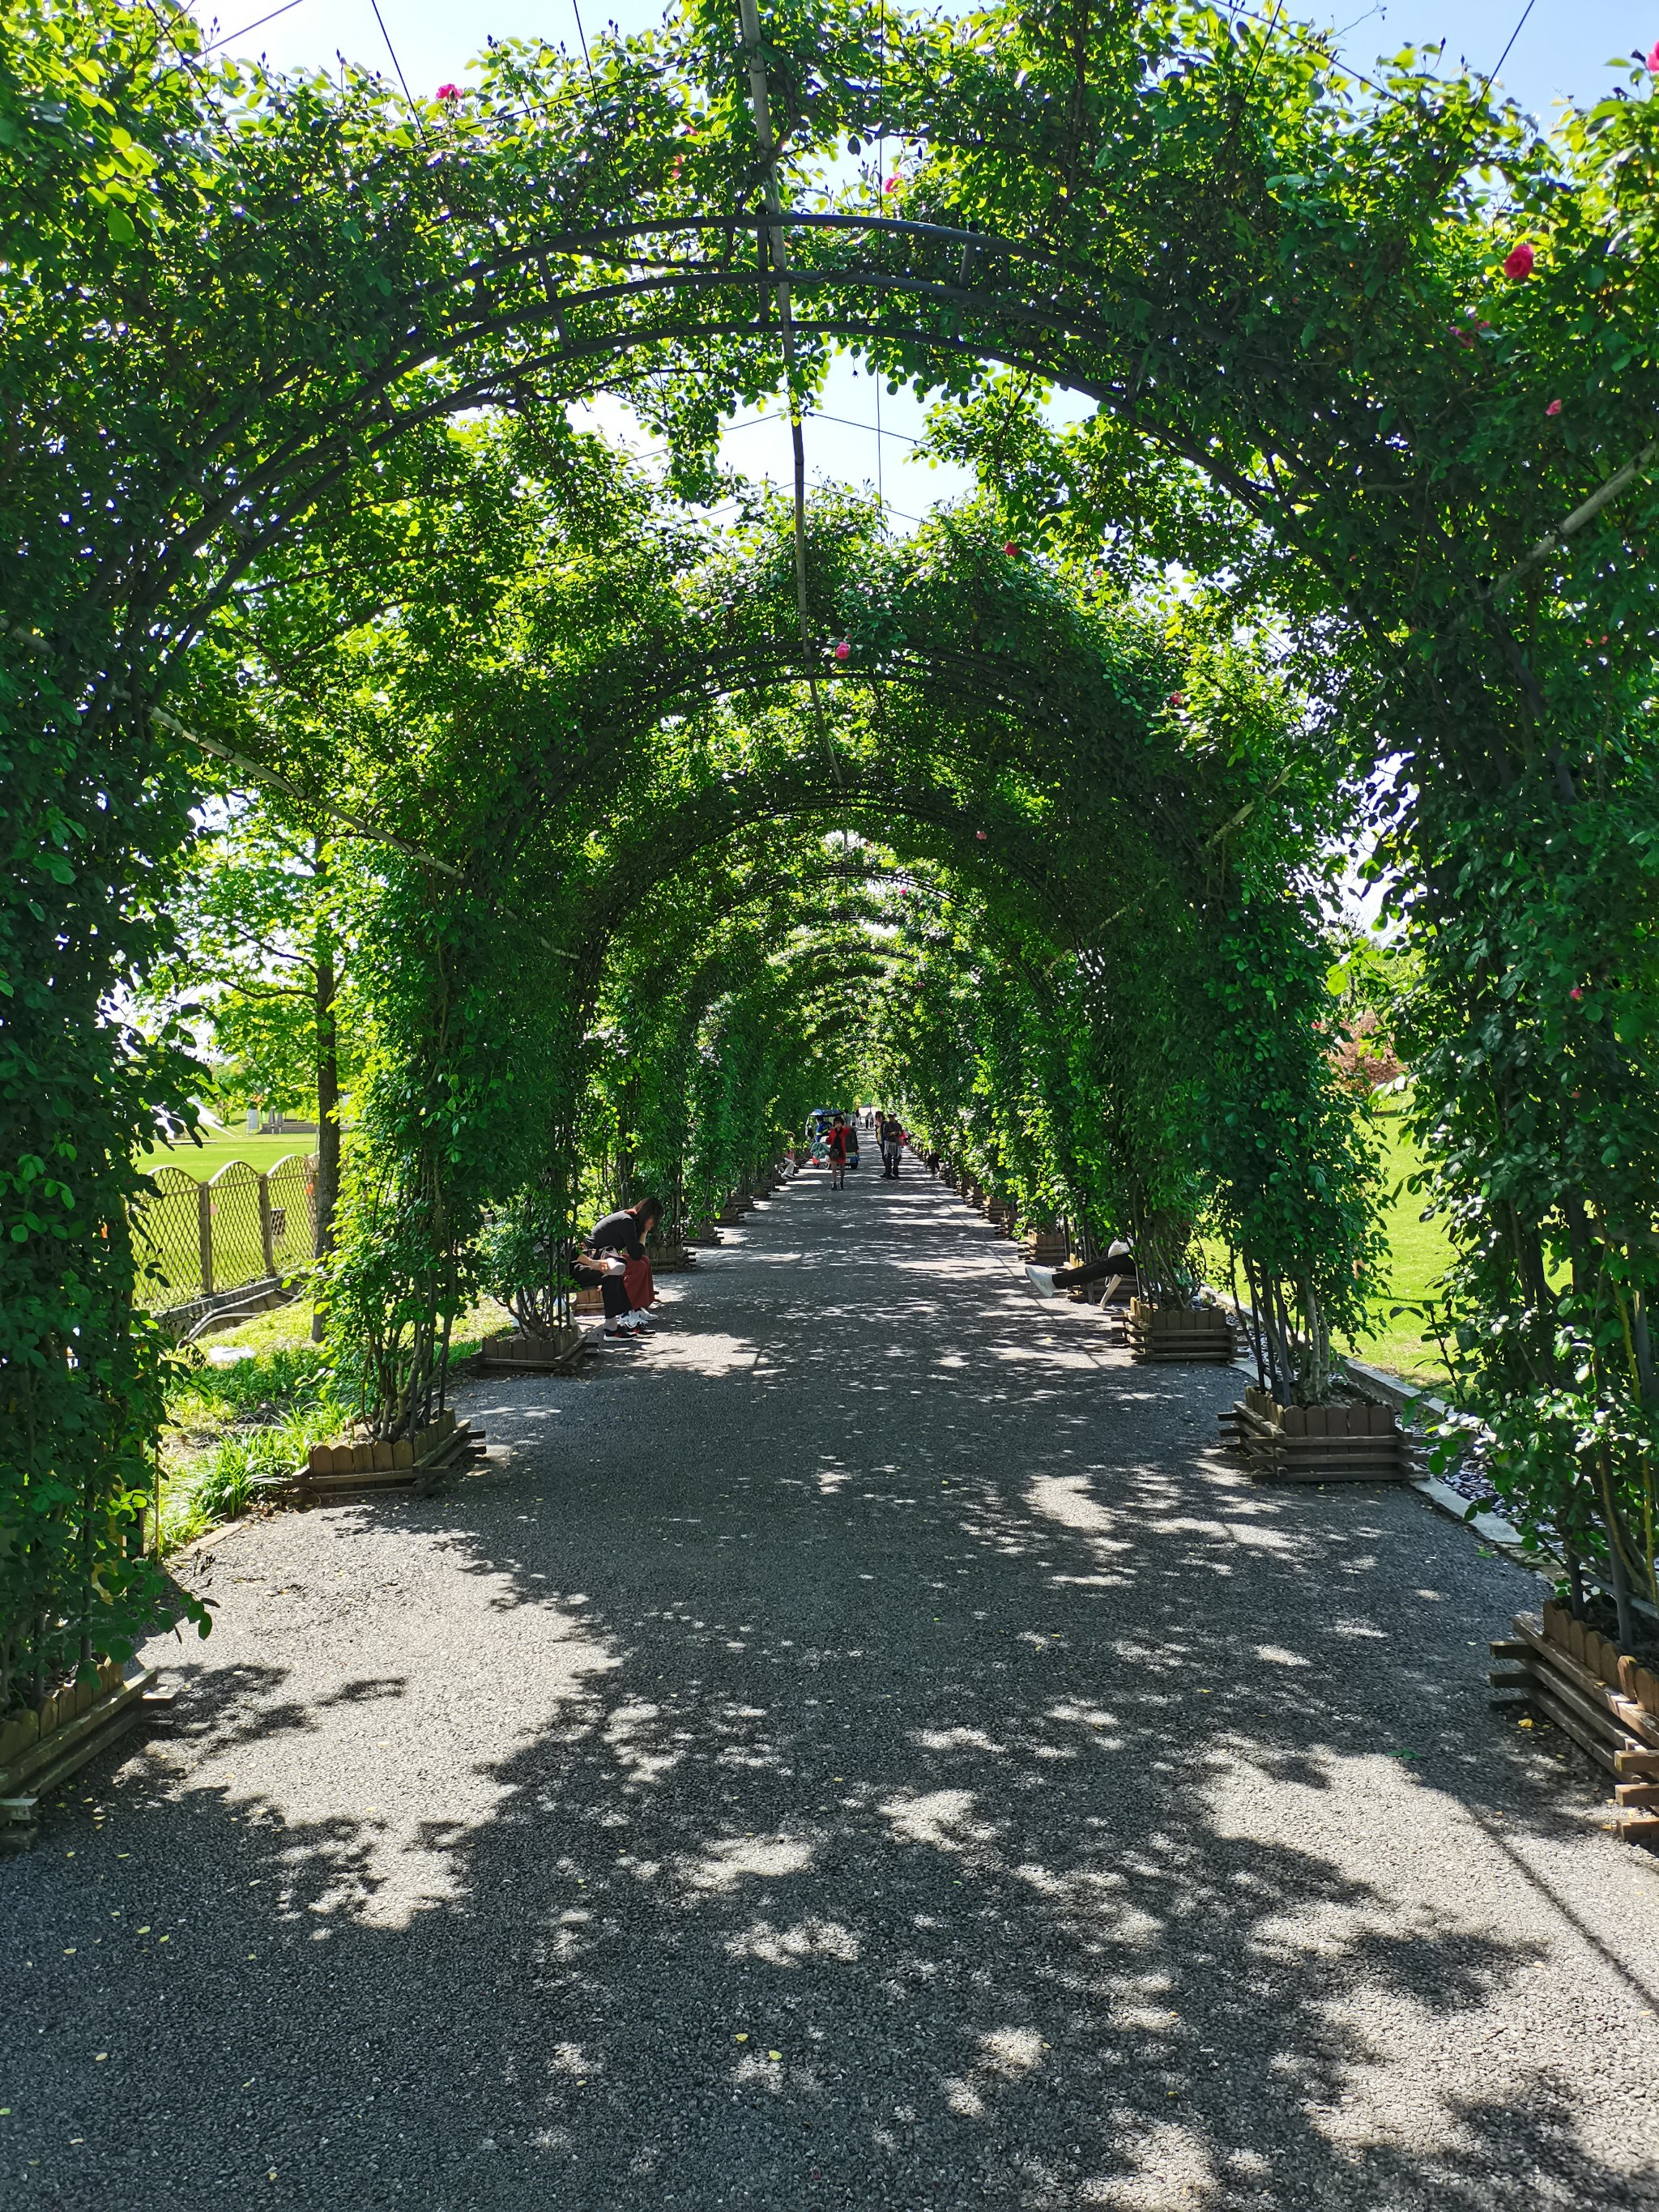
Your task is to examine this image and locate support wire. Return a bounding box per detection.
[736,0,842,783]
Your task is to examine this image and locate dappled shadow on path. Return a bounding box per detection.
[9,1165,1659,2210]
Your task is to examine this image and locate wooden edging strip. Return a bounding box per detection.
[0,1671,157,1796]
[1,1678,172,1822]
[1525,1681,1624,1775]
[1512,1614,1659,1747]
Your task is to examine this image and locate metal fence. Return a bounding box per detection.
[133,1153,318,1310]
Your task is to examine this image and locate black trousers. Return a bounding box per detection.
[1053,1254,1132,1289]
[576,1265,631,1318]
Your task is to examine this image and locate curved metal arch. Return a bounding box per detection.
[486,609,1179,885]
[433,262,1127,388]
[152,307,1121,650]
[424,211,1080,305]
[574,761,1101,951]
[143,190,1154,628]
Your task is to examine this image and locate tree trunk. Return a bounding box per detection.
[311,913,340,1345]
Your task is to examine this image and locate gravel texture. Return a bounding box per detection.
[8,1154,1659,2209]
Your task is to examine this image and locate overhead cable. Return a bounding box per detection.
[735,0,842,783]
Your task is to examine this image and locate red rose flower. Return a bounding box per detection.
[1502,241,1535,280]
[1004,541,1018,556]
[1570,986,1584,1002]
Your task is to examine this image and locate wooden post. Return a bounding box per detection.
[197,1179,214,1298]
[258,1171,275,1278]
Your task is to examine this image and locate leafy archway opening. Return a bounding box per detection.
[7,0,1659,1697]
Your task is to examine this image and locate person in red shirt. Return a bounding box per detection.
[825,1113,849,1189]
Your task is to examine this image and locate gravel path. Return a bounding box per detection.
[8,1154,1659,2210]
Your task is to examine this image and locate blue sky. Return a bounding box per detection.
[186,2,1650,518]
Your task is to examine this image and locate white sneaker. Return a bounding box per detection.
[1026,1265,1060,1298]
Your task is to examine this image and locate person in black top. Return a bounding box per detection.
[879,1115,904,1178]
[577,1197,663,1337]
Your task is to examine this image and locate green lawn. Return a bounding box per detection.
[1341,1110,1456,1389]
[133,1133,322,1305]
[138,1129,318,1178]
[196,1290,512,1360]
[1201,1108,1457,1392]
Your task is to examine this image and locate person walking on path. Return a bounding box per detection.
[576,1196,664,1338]
[825,1113,849,1189]
[879,1113,904,1179]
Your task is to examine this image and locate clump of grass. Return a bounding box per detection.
[161,1341,350,1547]
[168,1340,335,1424]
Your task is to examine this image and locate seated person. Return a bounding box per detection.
[576,1196,663,1338]
[1026,1238,1137,1302]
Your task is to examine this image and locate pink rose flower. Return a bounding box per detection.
[975,829,987,841]
[1649,40,1659,70]
[1546,399,1562,416]
[437,83,460,100]
[833,640,851,661]
[1502,241,1535,279]
[1570,986,1584,1002]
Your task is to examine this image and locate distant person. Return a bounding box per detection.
[1026,1238,1136,1301]
[576,1196,664,1338]
[846,1119,860,1171]
[880,1114,904,1179]
[825,1113,849,1189]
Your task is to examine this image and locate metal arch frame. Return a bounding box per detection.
[140,298,1127,663]
[422,211,1069,289]
[123,193,1153,624]
[384,637,1176,920]
[177,568,1214,931]
[569,751,1114,950]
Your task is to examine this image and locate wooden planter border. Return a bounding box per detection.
[1491,1605,1659,1842]
[1218,1384,1404,1479]
[476,1326,593,1375]
[647,1242,697,1272]
[2,1665,172,1839]
[294,1413,484,1504]
[1128,1298,1239,1366]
